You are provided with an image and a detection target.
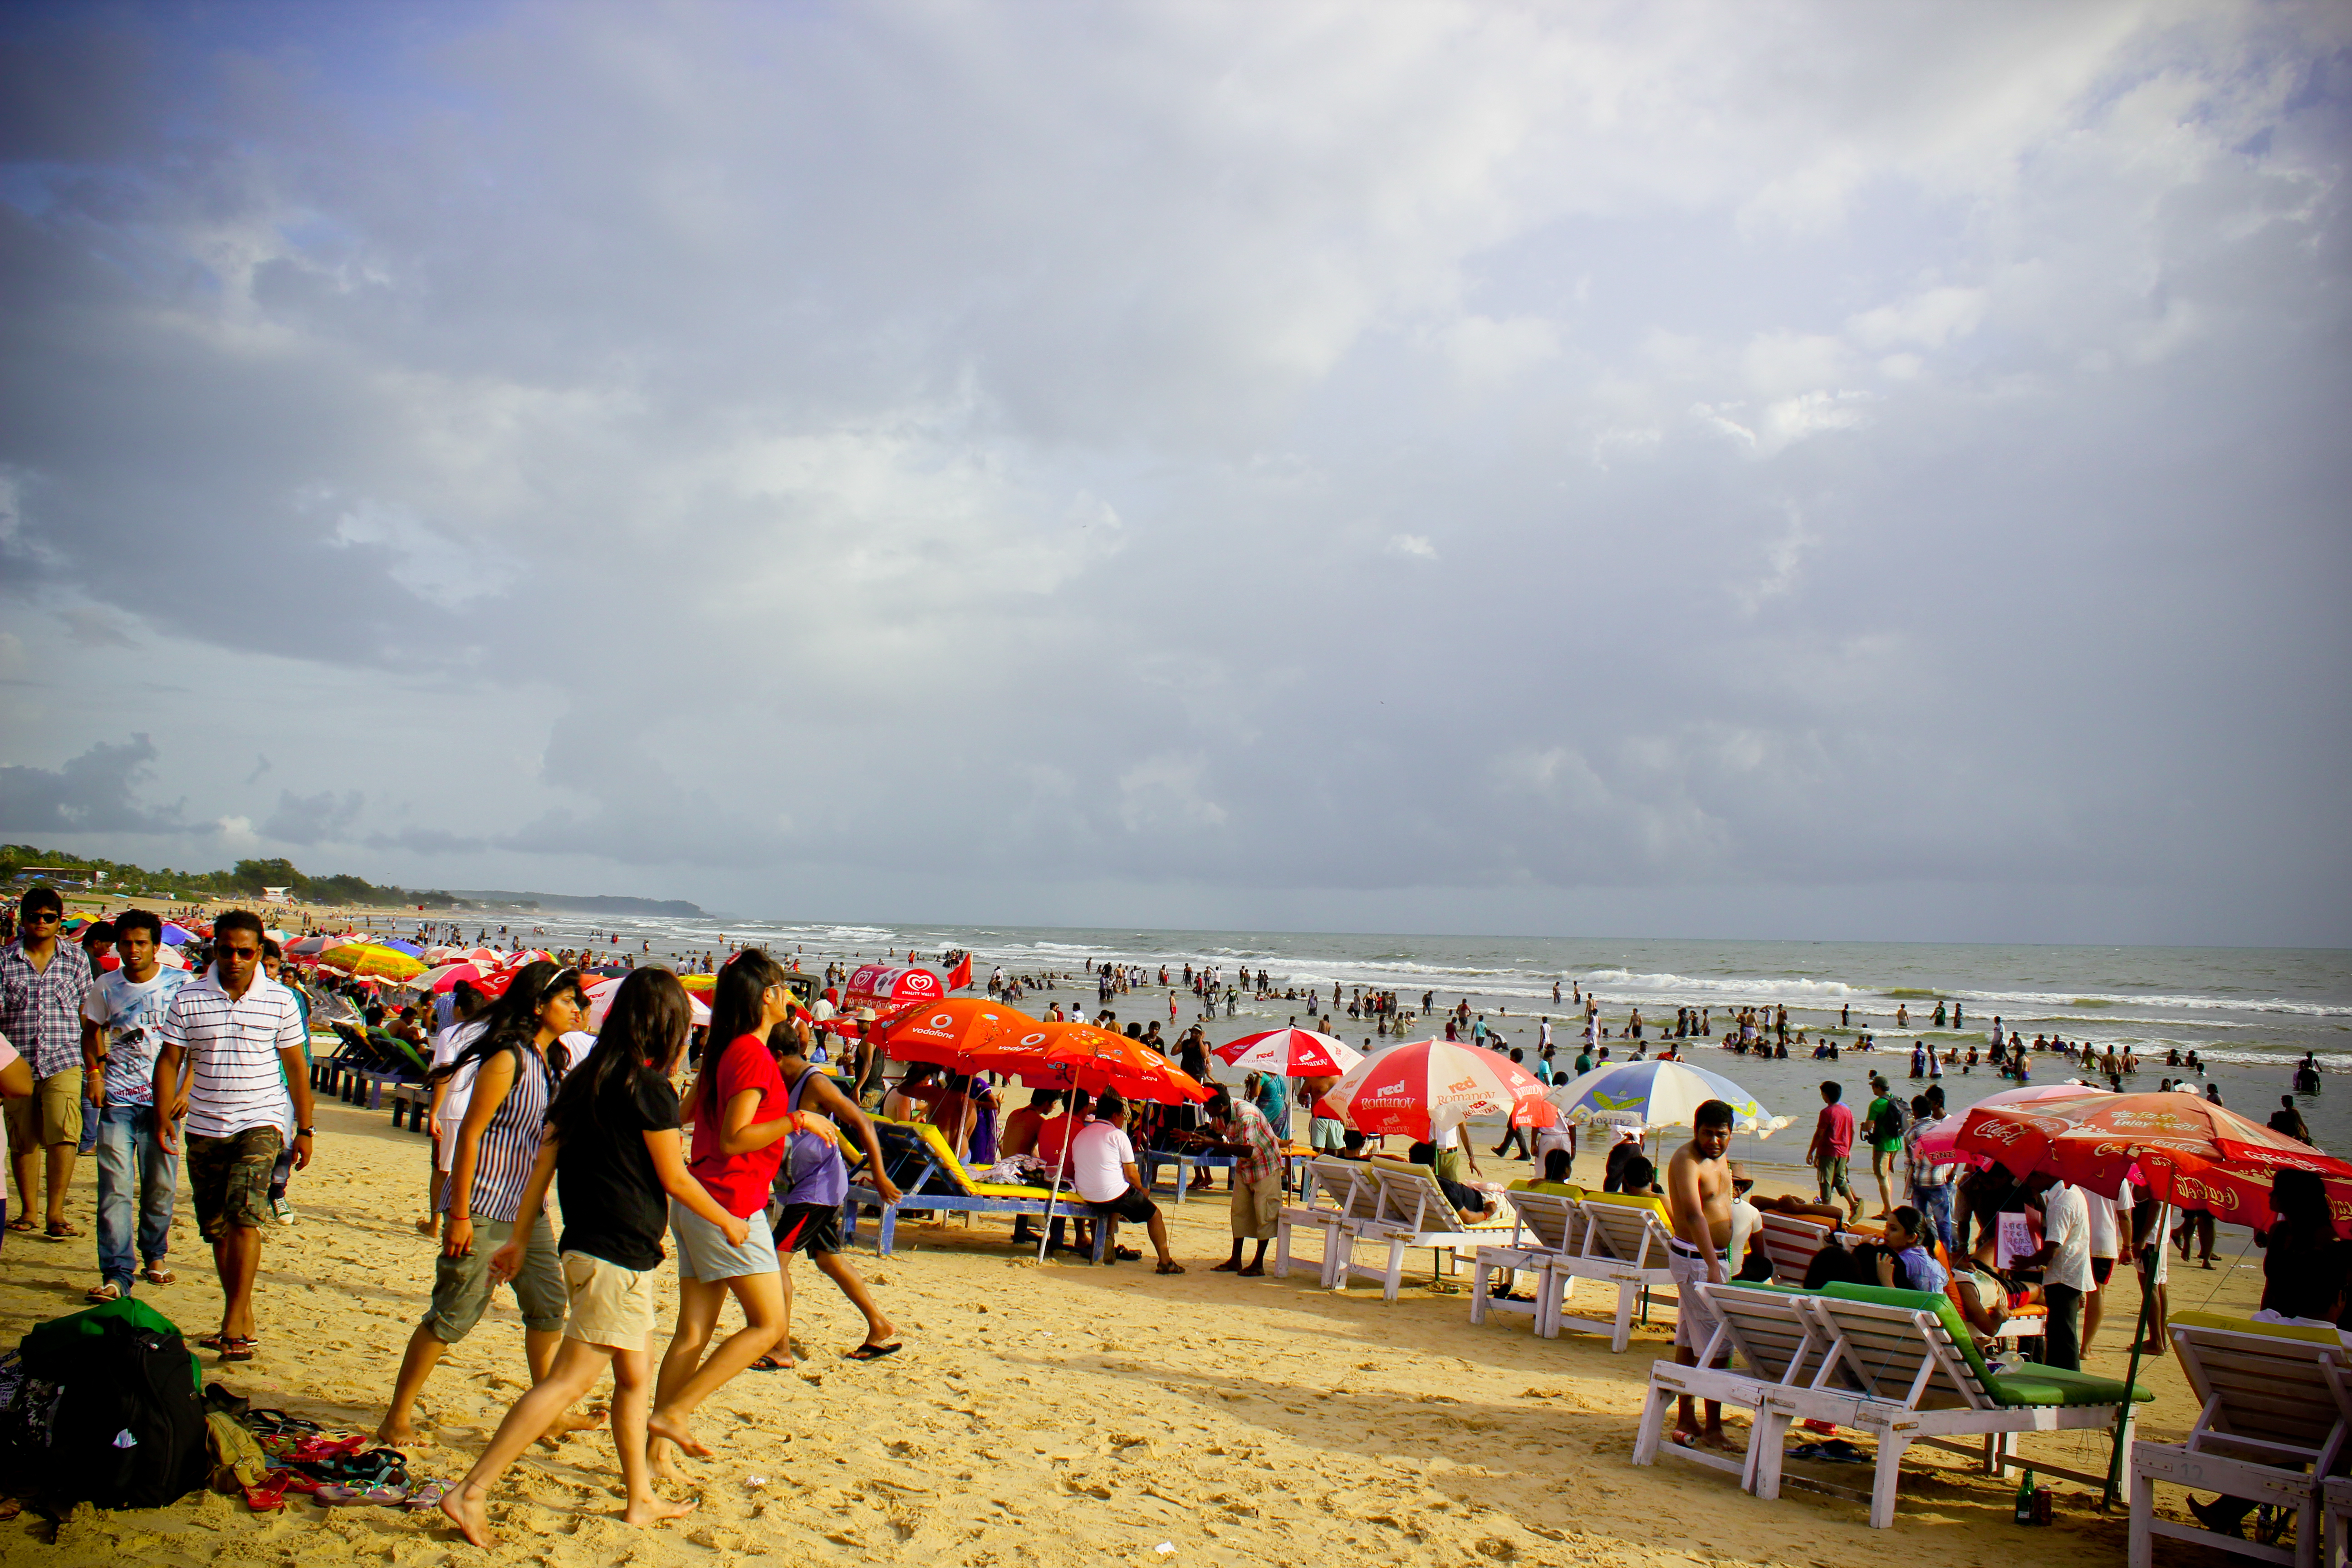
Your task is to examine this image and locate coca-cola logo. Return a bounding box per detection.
[1970,1120,2033,1147]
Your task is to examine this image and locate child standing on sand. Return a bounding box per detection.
[438,968,745,1548]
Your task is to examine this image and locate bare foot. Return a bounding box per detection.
[646,1411,711,1460]
[622,1494,699,1529]
[1695,1426,1736,1451]
[647,1437,687,1484]
[414,1215,438,1236]
[440,1483,494,1548]
[373,1421,426,1447]
[535,1407,608,1448]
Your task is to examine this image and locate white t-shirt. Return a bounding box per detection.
[1069,1119,1136,1205]
[83,967,191,1107]
[430,1021,487,1169]
[157,970,307,1141]
[2084,1187,2121,1259]
[2041,1183,2094,1293]
[1728,1196,1763,1276]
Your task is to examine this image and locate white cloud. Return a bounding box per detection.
[1385,533,1436,560]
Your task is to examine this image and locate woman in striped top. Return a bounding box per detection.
[374,962,589,1448]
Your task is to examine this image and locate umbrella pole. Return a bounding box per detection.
[1038,1166,1065,1264]
[2102,1200,2166,1510]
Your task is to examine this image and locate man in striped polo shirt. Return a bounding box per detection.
[154,909,317,1362]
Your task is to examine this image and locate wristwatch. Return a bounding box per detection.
[296,1126,316,1137]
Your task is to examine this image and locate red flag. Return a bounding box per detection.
[947,952,972,991]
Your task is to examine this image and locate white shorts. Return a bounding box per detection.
[1668,1243,1725,1354]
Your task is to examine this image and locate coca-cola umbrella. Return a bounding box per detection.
[1214,1027,1362,1079]
[1323,1038,1550,1143]
[1909,1082,2111,1163]
[1954,1089,2352,1506]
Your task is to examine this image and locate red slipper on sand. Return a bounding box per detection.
[842,1343,902,1362]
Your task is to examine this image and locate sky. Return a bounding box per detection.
[1,0,2348,946]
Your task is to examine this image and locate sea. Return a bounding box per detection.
[420,914,2347,1187]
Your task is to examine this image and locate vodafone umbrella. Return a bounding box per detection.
[1214,1028,1362,1079]
[1324,1039,1549,1142]
[1028,1023,1207,1104]
[873,999,1048,1075]
[843,963,949,1021]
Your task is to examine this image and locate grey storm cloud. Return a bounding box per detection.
[0,0,2347,943]
[0,735,183,835]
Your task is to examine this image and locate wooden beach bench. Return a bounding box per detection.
[1275,1157,1382,1288]
[1469,1187,1587,1336]
[1330,1158,1515,1303]
[2128,1312,2351,1568]
[1547,1192,1679,1352]
[1635,1280,1829,1490]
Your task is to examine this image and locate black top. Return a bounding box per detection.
[556,1070,682,1272]
[2260,1227,2351,1324]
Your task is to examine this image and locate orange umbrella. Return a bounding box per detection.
[1028,1022,1206,1105]
[873,998,1045,1075]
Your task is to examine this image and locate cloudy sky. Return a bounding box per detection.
[2,0,2347,946]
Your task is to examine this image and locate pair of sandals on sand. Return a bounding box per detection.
[751,1339,904,1371]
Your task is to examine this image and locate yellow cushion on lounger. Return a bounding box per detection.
[2171,1309,2344,1346]
[1583,1190,1670,1219]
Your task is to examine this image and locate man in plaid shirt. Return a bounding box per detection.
[1205,1088,1284,1276]
[3,887,94,1239]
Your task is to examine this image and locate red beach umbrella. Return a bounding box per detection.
[1214,1027,1363,1078]
[1323,1038,1548,1142]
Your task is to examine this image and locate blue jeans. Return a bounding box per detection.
[95,1103,177,1290]
[1911,1181,1955,1254]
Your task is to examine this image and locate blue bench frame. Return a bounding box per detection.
[842,1122,1108,1262]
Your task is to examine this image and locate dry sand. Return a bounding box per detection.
[1,1092,2268,1568]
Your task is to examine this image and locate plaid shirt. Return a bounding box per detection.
[1229,1100,1284,1185]
[0,939,94,1078]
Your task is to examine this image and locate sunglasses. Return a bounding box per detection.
[22,909,60,922]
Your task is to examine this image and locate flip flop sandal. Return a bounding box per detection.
[1114,1246,1142,1261]
[749,1353,794,1371]
[143,1265,177,1285]
[43,1222,81,1240]
[220,1336,259,1362]
[1154,1261,1187,1275]
[841,1343,903,1362]
[404,1480,455,1512]
[85,1282,125,1302]
[5,1216,34,1233]
[314,1485,403,1506]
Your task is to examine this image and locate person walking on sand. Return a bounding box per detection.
[1664,1100,1737,1450]
[1805,1080,1862,1220]
[759,1021,902,1365]
[647,950,799,1474]
[376,962,590,1446]
[439,969,737,1548]
[78,909,187,1300]
[4,886,94,1241]
[152,910,316,1362]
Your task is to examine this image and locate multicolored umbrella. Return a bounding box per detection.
[1324,1038,1549,1142]
[318,942,427,981]
[1214,1027,1362,1079]
[1544,1058,1791,1137]
[584,974,708,1031]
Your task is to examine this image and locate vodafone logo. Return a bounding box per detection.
[927,1012,953,1029]
[1020,1032,1047,1048]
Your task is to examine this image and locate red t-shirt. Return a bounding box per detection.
[1032,1113,1076,1173]
[688,1034,792,1216]
[1816,1102,1857,1159]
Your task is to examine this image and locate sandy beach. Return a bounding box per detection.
[0,1079,2265,1568]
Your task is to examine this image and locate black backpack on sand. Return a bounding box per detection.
[15,1298,208,1509]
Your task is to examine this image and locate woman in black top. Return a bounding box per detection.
[437,970,746,1549]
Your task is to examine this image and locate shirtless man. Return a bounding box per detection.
[1663,1099,1737,1450]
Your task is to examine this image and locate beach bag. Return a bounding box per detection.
[204,1409,270,1492]
[17,1297,208,1509]
[1872,1097,1909,1144]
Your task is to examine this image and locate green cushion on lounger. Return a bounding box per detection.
[1820,1282,2151,1406]
[1984,1364,2153,1406]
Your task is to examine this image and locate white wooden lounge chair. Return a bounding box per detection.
[1749,1283,2153,1529]
[1274,1157,1381,1288]
[1470,1187,1586,1334]
[2322,1475,2352,1568]
[1548,1192,1678,1352]
[1754,1212,1836,1284]
[1634,1280,1829,1488]
[2128,1312,2352,1568]
[1333,1159,1514,1303]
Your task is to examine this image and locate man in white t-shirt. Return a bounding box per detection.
[2080,1185,2122,1355]
[1066,1093,1181,1274]
[2022,1174,2092,1371]
[79,909,189,1300]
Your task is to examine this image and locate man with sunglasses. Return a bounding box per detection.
[153,909,318,1362]
[2,887,94,1240]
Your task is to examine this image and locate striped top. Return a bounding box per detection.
[440,1038,556,1224]
[158,970,306,1139]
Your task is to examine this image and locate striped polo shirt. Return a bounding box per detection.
[439,1038,556,1225]
[159,968,307,1140]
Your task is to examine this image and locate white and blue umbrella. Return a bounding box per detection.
[1545,1058,1791,1137]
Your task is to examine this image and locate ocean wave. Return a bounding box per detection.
[1580,969,1861,1000]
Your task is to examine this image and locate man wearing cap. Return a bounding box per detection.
[2,887,94,1240]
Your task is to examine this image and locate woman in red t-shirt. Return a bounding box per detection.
[647,950,804,1471]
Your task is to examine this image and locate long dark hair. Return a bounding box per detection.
[442,961,581,1083]
[698,948,788,1123]
[549,968,691,1146]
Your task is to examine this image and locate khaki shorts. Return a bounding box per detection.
[1230,1172,1282,1241]
[186,1125,281,1241]
[562,1250,654,1352]
[1668,1243,1726,1355]
[424,1212,566,1343]
[5,1068,84,1153]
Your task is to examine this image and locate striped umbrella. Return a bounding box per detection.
[1544,1058,1791,1137]
[318,942,428,982]
[1214,1027,1362,1079]
[1324,1038,1550,1142]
